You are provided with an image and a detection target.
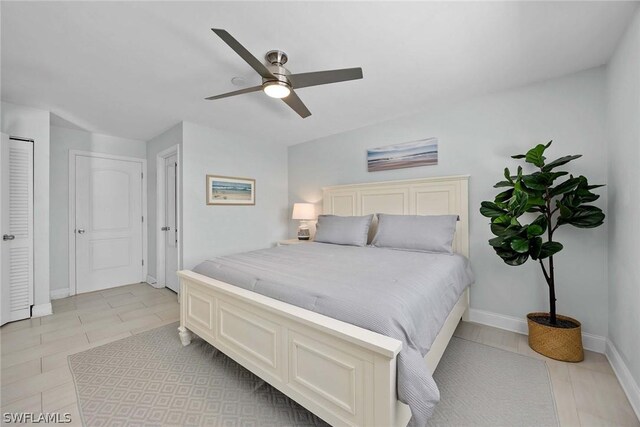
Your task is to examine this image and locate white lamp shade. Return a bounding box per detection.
[292,203,315,220]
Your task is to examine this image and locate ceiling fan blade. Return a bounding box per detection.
[282,90,311,118]
[205,85,262,100]
[211,29,274,79]
[288,67,363,89]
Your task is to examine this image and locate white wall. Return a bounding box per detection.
[181,121,288,270]
[1,102,51,314]
[146,122,183,280]
[288,67,609,337]
[606,8,640,397]
[49,126,146,296]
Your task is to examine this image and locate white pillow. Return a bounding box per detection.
[314,215,374,247]
[371,214,458,254]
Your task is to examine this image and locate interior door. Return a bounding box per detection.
[164,154,179,293]
[1,134,34,325]
[75,155,143,293]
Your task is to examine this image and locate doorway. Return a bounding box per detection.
[69,151,147,294]
[156,146,180,293]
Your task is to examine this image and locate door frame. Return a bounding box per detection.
[68,150,147,295]
[155,145,181,289]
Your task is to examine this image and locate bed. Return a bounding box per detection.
[177,175,471,427]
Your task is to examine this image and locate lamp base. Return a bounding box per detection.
[297,227,311,241]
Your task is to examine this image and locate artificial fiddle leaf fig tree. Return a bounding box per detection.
[480,141,604,361]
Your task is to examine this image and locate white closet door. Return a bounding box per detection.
[1,134,34,325]
[164,154,179,293]
[75,155,143,293]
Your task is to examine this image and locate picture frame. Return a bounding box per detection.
[367,137,438,172]
[206,175,255,205]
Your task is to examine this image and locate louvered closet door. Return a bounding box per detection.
[1,134,34,325]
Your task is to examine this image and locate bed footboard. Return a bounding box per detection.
[178,270,408,427]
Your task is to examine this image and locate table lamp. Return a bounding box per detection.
[292,203,315,240]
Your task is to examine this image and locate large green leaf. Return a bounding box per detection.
[541,155,582,172]
[522,174,547,191]
[504,253,530,266]
[529,237,543,260]
[539,241,564,259]
[510,238,529,253]
[527,224,544,237]
[493,180,514,188]
[550,177,581,197]
[508,190,529,217]
[480,201,507,218]
[494,189,514,204]
[525,144,548,167]
[557,205,605,228]
[531,215,548,234]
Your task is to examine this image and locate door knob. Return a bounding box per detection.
[161,226,170,231]
[2,234,15,241]
[77,229,86,234]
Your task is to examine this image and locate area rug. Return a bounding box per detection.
[69,323,558,426]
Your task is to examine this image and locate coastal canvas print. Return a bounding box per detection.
[206,175,255,205]
[367,138,438,172]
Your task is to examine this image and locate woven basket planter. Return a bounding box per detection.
[527,312,584,362]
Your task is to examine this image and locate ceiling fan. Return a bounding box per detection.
[206,29,363,118]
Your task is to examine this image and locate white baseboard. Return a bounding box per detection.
[50,288,71,300]
[468,308,607,353]
[146,275,163,288]
[31,303,52,318]
[606,339,640,420]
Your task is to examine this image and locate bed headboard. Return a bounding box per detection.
[322,175,469,257]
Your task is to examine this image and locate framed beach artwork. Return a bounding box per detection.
[206,175,255,205]
[367,137,438,172]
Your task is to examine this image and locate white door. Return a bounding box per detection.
[1,134,34,325]
[75,155,143,293]
[163,154,179,293]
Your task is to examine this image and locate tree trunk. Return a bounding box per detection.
[548,255,557,324]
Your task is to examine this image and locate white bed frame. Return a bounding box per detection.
[178,175,470,427]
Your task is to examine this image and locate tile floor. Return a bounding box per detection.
[0,282,638,426]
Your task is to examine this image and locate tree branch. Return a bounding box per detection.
[539,259,551,285]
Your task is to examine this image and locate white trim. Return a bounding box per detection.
[50,288,70,300]
[31,303,52,318]
[68,150,147,295]
[606,339,640,420]
[155,145,181,289]
[468,308,607,353]
[146,275,158,284]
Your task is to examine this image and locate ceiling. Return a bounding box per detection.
[1,1,637,145]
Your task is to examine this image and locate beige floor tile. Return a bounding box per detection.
[99,282,145,297]
[578,350,616,376]
[0,393,41,415]
[117,301,178,322]
[1,331,41,354]
[0,318,41,334]
[546,359,571,383]
[549,376,581,427]
[42,332,132,372]
[1,333,89,369]
[156,306,179,321]
[1,366,71,406]
[104,292,138,308]
[41,381,77,412]
[85,314,161,343]
[4,316,82,340]
[130,317,179,335]
[41,314,124,344]
[142,295,177,308]
[570,364,639,426]
[1,358,42,385]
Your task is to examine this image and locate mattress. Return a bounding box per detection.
[193,242,475,426]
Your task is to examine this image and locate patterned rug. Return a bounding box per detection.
[69,323,558,426]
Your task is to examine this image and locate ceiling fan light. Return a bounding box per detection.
[263,82,291,99]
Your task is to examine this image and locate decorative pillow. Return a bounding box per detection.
[371,214,458,254]
[314,214,374,247]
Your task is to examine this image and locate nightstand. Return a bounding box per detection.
[277,239,312,246]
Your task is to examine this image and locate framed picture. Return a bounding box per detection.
[206,175,255,205]
[367,137,438,172]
